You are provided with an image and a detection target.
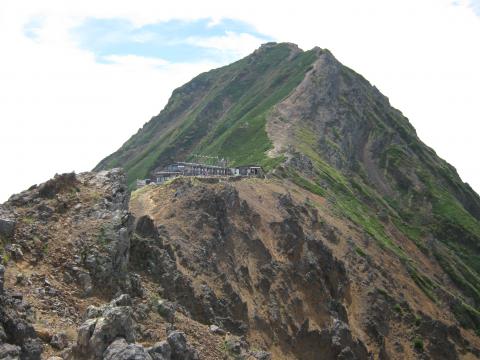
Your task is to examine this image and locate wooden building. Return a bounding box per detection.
[233,165,263,176]
[149,162,264,185]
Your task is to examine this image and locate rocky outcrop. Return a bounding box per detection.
[0,264,42,360]
[72,294,199,360]
[74,295,135,359]
[103,338,152,360]
[293,319,369,360]
[0,213,15,240]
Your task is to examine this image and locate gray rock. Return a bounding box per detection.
[0,343,21,359]
[76,318,97,355]
[103,338,153,360]
[50,332,69,350]
[77,272,93,297]
[6,244,23,261]
[83,305,104,321]
[111,293,132,307]
[0,323,7,342]
[0,265,5,294]
[167,331,198,360]
[147,341,171,360]
[135,215,159,240]
[0,217,15,239]
[155,299,176,323]
[75,296,135,359]
[252,350,271,360]
[209,324,226,335]
[21,338,43,360]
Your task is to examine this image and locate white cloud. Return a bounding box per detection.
[0,0,479,202]
[186,31,267,57]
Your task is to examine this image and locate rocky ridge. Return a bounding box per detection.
[2,42,480,359]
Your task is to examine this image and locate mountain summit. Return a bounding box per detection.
[1,43,479,359]
[95,42,480,356]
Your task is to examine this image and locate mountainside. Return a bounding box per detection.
[1,42,480,359]
[94,43,318,183]
[97,41,480,332]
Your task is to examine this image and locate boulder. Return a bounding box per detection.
[75,294,135,359]
[147,341,172,360]
[135,216,159,240]
[209,325,226,335]
[38,172,77,199]
[154,299,176,323]
[252,350,272,360]
[0,217,15,239]
[111,294,132,307]
[50,332,69,350]
[167,331,198,360]
[0,343,21,359]
[103,338,153,360]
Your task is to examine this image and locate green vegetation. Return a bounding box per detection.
[97,43,317,186]
[414,315,422,327]
[96,225,111,247]
[95,40,480,339]
[451,300,480,334]
[355,246,367,258]
[406,264,437,302]
[393,303,402,315]
[288,169,326,197]
[413,337,424,351]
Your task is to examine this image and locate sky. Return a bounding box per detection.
[0,0,479,202]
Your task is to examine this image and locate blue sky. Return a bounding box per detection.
[68,18,271,63]
[470,0,480,15]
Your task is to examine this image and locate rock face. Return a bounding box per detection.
[130,176,480,359]
[73,294,199,360]
[0,265,42,360]
[0,205,16,241]
[130,179,369,359]
[75,294,135,359]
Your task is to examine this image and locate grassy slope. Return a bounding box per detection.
[97,42,480,332]
[96,44,317,186]
[285,77,480,332]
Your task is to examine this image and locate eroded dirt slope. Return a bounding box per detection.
[130,177,480,359]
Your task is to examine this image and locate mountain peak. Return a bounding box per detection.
[3,41,480,359]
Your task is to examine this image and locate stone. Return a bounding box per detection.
[21,338,43,360]
[38,172,77,199]
[76,318,97,354]
[135,215,159,240]
[209,324,226,335]
[75,296,135,359]
[167,331,198,360]
[0,265,5,294]
[0,323,7,342]
[103,338,153,360]
[77,271,93,297]
[0,217,15,239]
[83,305,104,321]
[252,350,272,360]
[0,343,21,359]
[15,273,26,285]
[111,293,132,307]
[50,332,69,350]
[147,340,172,360]
[155,299,176,323]
[7,244,23,261]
